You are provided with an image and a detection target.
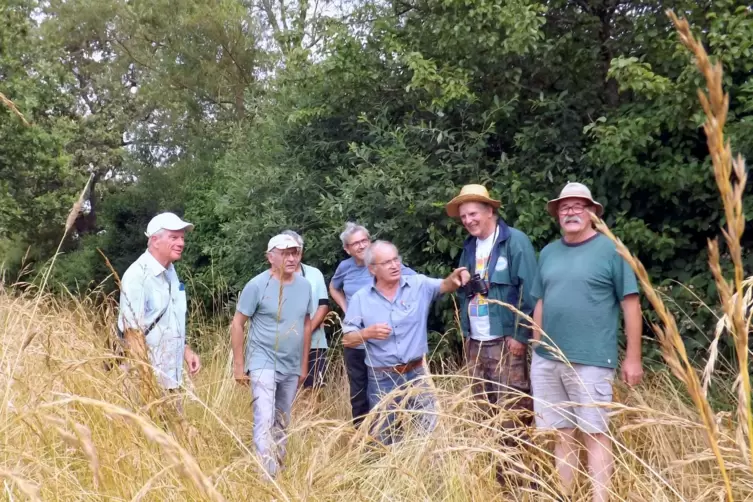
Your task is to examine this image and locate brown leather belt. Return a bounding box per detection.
[373,358,423,375]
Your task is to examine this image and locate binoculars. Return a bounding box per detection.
[465,273,489,298]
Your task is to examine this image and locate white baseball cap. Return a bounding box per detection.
[145,212,194,238]
[267,234,302,252]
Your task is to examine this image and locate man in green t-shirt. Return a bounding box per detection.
[531,182,643,502]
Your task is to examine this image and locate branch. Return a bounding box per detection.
[260,0,282,34]
[278,0,290,31]
[220,39,253,87]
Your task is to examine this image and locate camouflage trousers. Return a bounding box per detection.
[465,337,534,430]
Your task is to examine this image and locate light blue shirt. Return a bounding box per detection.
[300,264,329,349]
[118,251,187,389]
[331,257,416,350]
[342,274,443,367]
[237,270,314,376]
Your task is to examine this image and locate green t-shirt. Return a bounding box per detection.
[237,270,314,376]
[531,233,639,369]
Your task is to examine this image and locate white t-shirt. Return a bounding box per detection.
[469,232,495,341]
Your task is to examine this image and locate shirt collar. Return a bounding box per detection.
[370,275,411,292]
[142,251,168,277]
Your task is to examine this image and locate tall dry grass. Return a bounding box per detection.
[586,10,752,502]
[1,11,752,502]
[0,91,30,126]
[1,290,752,501]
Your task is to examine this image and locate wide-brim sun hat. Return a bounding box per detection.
[445,184,501,218]
[546,182,604,218]
[145,212,194,237]
[267,234,302,252]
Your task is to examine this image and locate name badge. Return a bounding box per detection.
[495,257,508,271]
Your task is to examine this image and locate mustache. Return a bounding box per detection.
[564,216,582,224]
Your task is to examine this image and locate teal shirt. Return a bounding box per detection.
[300,263,329,350]
[237,270,314,376]
[531,233,639,369]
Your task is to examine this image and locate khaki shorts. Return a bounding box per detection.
[530,351,614,434]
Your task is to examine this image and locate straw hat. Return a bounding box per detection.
[445,184,501,218]
[546,182,604,218]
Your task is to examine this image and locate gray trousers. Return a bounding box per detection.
[250,369,298,477]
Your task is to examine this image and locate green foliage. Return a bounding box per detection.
[3,0,752,367]
[0,0,82,265]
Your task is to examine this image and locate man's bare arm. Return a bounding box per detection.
[311,305,329,331]
[532,299,543,342]
[439,267,469,294]
[329,282,347,313]
[230,312,249,383]
[621,294,643,386]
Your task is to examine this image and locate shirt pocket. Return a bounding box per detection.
[490,268,524,310]
[490,267,513,286]
[390,302,418,336]
[174,287,188,333]
[147,279,170,321]
[175,285,187,315]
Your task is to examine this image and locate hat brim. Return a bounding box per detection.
[164,222,194,232]
[546,197,604,218]
[267,243,302,252]
[145,221,194,237]
[446,195,501,218]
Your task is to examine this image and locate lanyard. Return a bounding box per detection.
[479,225,498,282]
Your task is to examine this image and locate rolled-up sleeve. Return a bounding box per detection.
[418,274,443,303]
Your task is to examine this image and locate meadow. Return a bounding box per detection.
[0,288,750,502]
[1,12,751,502]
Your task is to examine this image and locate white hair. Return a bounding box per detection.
[339,222,370,246]
[147,229,167,246]
[364,240,398,266]
[281,229,304,248]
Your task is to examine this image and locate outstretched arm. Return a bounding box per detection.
[439,267,469,294]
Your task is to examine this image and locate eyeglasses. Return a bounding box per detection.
[374,256,401,267]
[374,256,403,267]
[347,238,370,248]
[558,204,587,215]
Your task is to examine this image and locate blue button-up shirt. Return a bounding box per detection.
[331,258,416,350]
[342,274,443,367]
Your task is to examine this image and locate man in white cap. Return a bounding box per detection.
[230,233,314,478]
[531,182,642,502]
[117,212,201,390]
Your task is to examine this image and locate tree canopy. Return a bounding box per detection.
[1,0,751,362]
